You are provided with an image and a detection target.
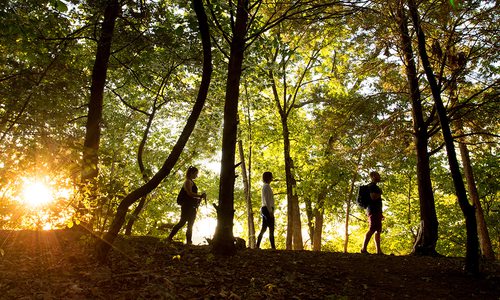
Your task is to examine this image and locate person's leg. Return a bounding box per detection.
[361,230,374,253]
[372,213,383,254]
[256,207,270,248]
[167,207,189,241]
[269,215,275,249]
[185,207,197,245]
[362,213,374,253]
[256,223,268,248]
[374,231,382,254]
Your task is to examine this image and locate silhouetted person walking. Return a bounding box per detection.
[256,171,275,249]
[361,171,384,254]
[167,166,206,245]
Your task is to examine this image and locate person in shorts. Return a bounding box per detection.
[361,171,384,254]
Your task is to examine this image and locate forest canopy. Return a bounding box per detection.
[0,0,498,263]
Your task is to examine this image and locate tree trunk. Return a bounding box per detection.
[407,174,412,224]
[311,191,326,251]
[268,68,303,250]
[124,196,147,235]
[282,105,303,250]
[344,152,362,253]
[408,0,479,273]
[80,0,120,222]
[291,195,303,250]
[305,197,314,248]
[211,0,249,256]
[343,176,356,253]
[124,104,157,235]
[396,0,439,256]
[448,51,495,261]
[459,140,495,259]
[238,140,255,248]
[312,205,324,251]
[96,0,212,262]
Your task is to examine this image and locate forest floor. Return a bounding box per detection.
[0,229,499,299]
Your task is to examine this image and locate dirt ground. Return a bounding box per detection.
[0,229,499,299]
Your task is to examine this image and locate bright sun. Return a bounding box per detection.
[21,179,53,207]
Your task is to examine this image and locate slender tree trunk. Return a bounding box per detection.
[268,68,303,250]
[125,105,157,235]
[281,101,302,250]
[312,205,324,251]
[396,0,439,256]
[80,0,120,223]
[448,52,495,261]
[291,194,303,250]
[212,0,249,256]
[305,192,324,251]
[408,0,479,273]
[124,196,147,235]
[344,152,362,253]
[407,174,412,224]
[96,0,212,262]
[305,197,314,247]
[459,140,495,259]
[238,140,255,248]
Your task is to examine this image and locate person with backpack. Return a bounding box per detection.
[360,171,384,254]
[166,166,206,245]
[256,171,276,249]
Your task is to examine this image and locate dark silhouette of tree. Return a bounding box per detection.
[80,0,120,223]
[407,0,479,274]
[395,0,439,256]
[96,0,212,262]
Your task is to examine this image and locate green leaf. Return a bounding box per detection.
[172,254,181,261]
[53,0,68,13]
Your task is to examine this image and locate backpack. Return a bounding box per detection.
[356,184,371,209]
[176,188,187,205]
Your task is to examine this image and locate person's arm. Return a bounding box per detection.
[370,191,381,200]
[262,185,274,213]
[184,180,206,199]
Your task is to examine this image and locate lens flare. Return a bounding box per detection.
[21,179,53,207]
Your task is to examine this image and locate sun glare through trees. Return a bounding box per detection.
[6,176,75,230]
[20,179,53,208]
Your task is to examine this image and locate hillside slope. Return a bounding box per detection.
[0,230,498,299]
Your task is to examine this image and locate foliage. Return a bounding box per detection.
[0,0,498,258]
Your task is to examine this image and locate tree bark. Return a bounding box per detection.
[268,68,303,250]
[124,104,157,235]
[344,152,362,253]
[96,0,212,262]
[450,84,495,260]
[281,96,302,250]
[408,0,479,273]
[80,0,120,221]
[448,48,495,261]
[396,0,439,256]
[305,197,314,248]
[312,191,325,251]
[238,140,255,248]
[458,139,495,260]
[211,0,249,256]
